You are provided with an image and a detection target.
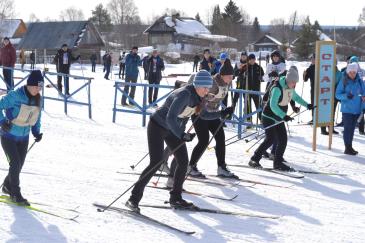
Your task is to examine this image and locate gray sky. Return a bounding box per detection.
[14,0,364,26]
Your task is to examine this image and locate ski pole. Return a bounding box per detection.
[98,120,198,212]
[130,152,149,170]
[27,141,37,153]
[245,134,265,153]
[286,122,291,137]
[297,80,305,124]
[162,71,170,86]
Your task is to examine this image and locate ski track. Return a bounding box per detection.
[0,61,365,243]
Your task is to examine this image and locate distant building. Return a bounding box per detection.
[0,19,27,47]
[144,14,237,56]
[18,21,105,63]
[249,34,282,52]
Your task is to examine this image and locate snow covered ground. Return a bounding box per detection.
[0,60,365,243]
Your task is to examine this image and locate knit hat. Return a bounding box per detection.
[286,66,299,83]
[61,43,67,48]
[220,52,227,60]
[248,53,256,60]
[219,59,234,76]
[349,56,359,63]
[241,51,247,56]
[346,63,358,73]
[27,70,44,86]
[193,70,213,88]
[3,37,9,41]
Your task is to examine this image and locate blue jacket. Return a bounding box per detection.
[125,53,142,79]
[336,73,365,115]
[0,86,41,141]
[213,60,223,75]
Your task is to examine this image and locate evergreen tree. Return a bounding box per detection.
[252,17,261,40]
[295,16,319,59]
[211,5,222,33]
[89,4,112,32]
[223,0,242,24]
[195,13,202,23]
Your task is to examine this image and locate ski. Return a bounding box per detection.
[93,203,195,235]
[0,197,79,221]
[139,203,280,219]
[146,185,239,201]
[0,195,80,213]
[205,175,294,188]
[116,171,240,187]
[227,164,304,179]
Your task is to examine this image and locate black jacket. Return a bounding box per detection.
[147,56,165,81]
[304,64,315,89]
[237,63,264,91]
[55,49,78,71]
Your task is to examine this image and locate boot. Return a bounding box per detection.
[321,127,329,135]
[248,159,262,169]
[187,165,206,179]
[273,162,294,172]
[169,196,194,209]
[10,191,30,206]
[1,183,10,195]
[125,199,140,213]
[344,145,357,155]
[217,165,239,179]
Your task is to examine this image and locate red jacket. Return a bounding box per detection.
[0,43,16,67]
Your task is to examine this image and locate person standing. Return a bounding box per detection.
[30,50,35,70]
[199,49,216,74]
[146,49,165,106]
[104,52,112,80]
[0,37,16,92]
[335,63,365,155]
[142,54,150,80]
[0,70,44,206]
[54,44,80,95]
[126,70,213,212]
[90,52,97,73]
[119,51,126,79]
[232,51,248,108]
[193,53,200,72]
[121,46,141,106]
[249,66,313,171]
[19,49,26,71]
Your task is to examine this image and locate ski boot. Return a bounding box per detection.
[217,165,239,179]
[125,199,140,213]
[169,196,195,210]
[10,192,30,206]
[187,165,206,179]
[273,162,295,172]
[248,159,262,169]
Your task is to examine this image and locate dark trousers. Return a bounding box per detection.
[2,137,29,195]
[193,62,198,72]
[121,76,138,105]
[189,118,225,167]
[30,61,35,70]
[130,119,189,203]
[233,91,261,121]
[342,113,359,147]
[148,74,161,104]
[3,69,14,92]
[144,69,148,80]
[251,117,287,166]
[57,67,70,94]
[91,62,96,72]
[119,63,125,78]
[104,65,111,79]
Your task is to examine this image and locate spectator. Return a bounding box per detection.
[0,37,16,92]
[104,52,112,80]
[30,50,35,70]
[119,51,126,79]
[90,52,97,73]
[193,53,200,72]
[146,49,165,106]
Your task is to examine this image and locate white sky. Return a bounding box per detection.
[13,0,364,26]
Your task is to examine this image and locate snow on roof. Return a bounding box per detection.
[317,30,332,41]
[0,19,22,38]
[164,16,236,42]
[265,35,282,45]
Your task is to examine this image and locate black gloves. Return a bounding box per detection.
[307,104,315,110]
[283,115,294,122]
[268,71,279,78]
[34,133,43,142]
[347,93,354,99]
[1,120,12,133]
[221,106,234,119]
[292,106,300,113]
[181,132,196,142]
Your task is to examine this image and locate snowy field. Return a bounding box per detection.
[0,60,365,243]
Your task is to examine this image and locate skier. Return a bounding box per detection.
[146,49,165,106]
[0,37,16,92]
[119,51,126,79]
[335,63,365,155]
[0,70,44,206]
[249,66,314,171]
[187,60,236,179]
[199,49,216,74]
[193,53,200,72]
[126,70,213,212]
[54,44,80,95]
[121,47,142,106]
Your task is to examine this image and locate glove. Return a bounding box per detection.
[347,93,354,99]
[307,104,315,110]
[181,132,196,142]
[283,115,294,122]
[221,106,234,119]
[34,133,43,142]
[268,71,279,78]
[1,119,12,133]
[292,106,300,113]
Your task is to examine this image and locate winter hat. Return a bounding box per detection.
[241,51,247,56]
[132,46,138,50]
[349,56,359,63]
[220,52,227,60]
[61,43,68,48]
[193,70,213,88]
[27,70,44,86]
[248,53,256,60]
[3,37,9,41]
[219,59,234,76]
[346,63,358,74]
[286,66,299,83]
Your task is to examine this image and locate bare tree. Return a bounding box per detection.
[163,8,187,17]
[107,0,140,24]
[59,7,85,21]
[0,0,14,19]
[28,13,40,23]
[359,6,365,26]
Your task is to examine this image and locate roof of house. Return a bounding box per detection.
[253,35,282,46]
[0,19,26,38]
[18,21,104,49]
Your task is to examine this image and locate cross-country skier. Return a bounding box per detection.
[0,70,44,206]
[249,66,314,171]
[126,70,213,212]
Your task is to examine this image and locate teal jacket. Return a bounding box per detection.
[263,77,308,122]
[0,86,42,141]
